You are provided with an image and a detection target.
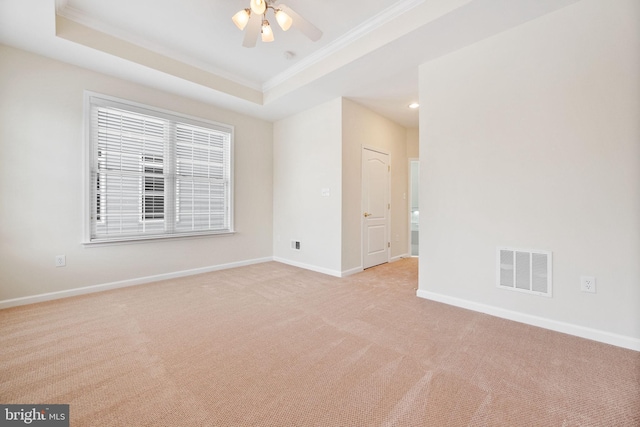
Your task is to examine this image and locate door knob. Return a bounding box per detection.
[363,212,372,217]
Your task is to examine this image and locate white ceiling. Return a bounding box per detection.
[0,0,581,128]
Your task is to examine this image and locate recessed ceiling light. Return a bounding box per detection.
[408,103,420,109]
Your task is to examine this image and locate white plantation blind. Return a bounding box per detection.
[175,124,230,232]
[86,93,233,243]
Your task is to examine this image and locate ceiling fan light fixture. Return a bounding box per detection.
[275,9,292,31]
[250,0,267,15]
[232,9,251,30]
[232,0,322,47]
[261,20,274,42]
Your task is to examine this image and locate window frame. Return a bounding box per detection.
[83,92,235,246]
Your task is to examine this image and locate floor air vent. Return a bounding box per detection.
[497,247,552,297]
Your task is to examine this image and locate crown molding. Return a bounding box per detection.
[54,0,69,13]
[263,0,426,91]
[55,5,263,92]
[55,0,425,97]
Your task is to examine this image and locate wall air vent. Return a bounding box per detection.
[497,247,552,297]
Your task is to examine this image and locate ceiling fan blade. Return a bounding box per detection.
[242,12,261,48]
[278,4,322,42]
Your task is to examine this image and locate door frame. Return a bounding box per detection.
[408,158,419,257]
[361,145,391,269]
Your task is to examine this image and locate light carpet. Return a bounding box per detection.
[1,259,638,426]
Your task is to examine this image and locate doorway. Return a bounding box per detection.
[409,159,419,256]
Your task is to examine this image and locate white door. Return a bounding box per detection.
[362,148,389,269]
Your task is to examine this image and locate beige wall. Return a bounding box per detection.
[273,98,343,275]
[273,98,410,275]
[0,45,412,299]
[342,99,409,272]
[0,45,274,302]
[418,0,640,345]
[406,128,419,159]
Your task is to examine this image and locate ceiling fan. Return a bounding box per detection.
[232,0,322,47]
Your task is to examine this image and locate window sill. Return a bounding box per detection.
[82,230,236,247]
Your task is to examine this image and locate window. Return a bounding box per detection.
[85,93,234,243]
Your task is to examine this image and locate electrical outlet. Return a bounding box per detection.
[55,255,66,267]
[580,276,596,293]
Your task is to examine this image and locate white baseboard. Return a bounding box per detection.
[273,258,364,278]
[273,255,409,278]
[390,253,410,262]
[0,257,273,310]
[341,266,363,277]
[417,289,640,352]
[272,257,343,277]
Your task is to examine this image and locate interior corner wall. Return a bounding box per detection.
[273,98,343,276]
[0,44,274,302]
[342,98,409,273]
[418,0,640,344]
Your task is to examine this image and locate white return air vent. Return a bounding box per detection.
[497,247,552,297]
